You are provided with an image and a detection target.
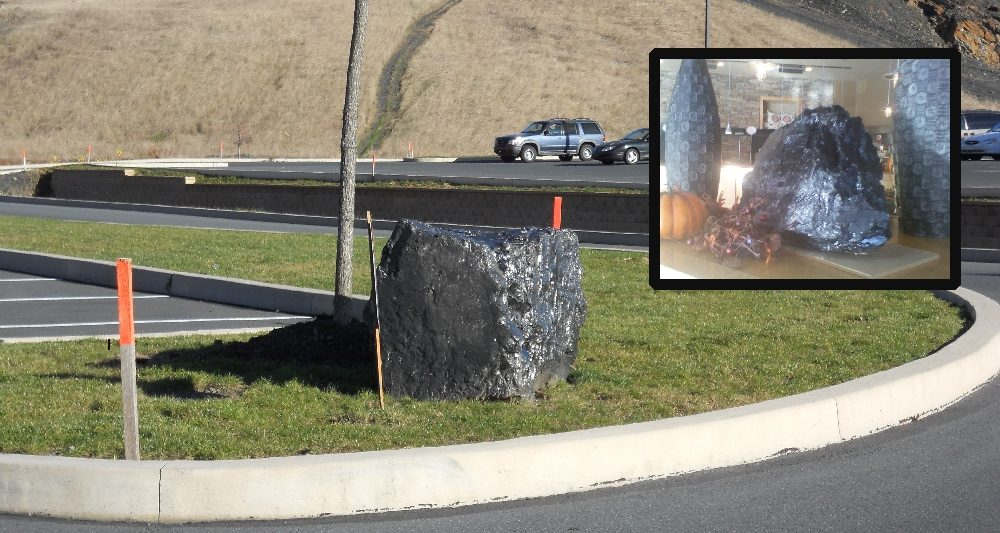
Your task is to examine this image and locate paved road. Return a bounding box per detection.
[0,199,646,252]
[2,261,998,531]
[186,160,649,188]
[0,269,308,341]
[961,159,1000,195]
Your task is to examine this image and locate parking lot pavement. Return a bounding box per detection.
[0,269,310,341]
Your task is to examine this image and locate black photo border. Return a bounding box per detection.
[648,48,961,291]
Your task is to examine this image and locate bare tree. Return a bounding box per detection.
[334,0,368,323]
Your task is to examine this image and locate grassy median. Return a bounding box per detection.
[0,214,967,459]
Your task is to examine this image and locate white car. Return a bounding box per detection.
[961,123,1000,160]
[961,109,1000,138]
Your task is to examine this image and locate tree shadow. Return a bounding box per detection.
[143,318,377,397]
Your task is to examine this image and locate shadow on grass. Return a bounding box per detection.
[143,318,377,399]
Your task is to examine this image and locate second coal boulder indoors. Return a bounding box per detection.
[739,105,890,254]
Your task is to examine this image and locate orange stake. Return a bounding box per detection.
[552,196,563,229]
[116,258,140,460]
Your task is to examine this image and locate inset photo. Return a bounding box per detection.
[649,49,959,290]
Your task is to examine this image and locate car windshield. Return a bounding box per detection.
[966,114,1000,130]
[521,122,546,134]
[990,122,1000,133]
[623,128,648,141]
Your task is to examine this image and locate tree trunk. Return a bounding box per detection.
[334,0,368,323]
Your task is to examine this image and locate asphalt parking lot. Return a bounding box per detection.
[0,269,309,341]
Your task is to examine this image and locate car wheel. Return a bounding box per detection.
[970,155,983,161]
[500,155,515,163]
[520,145,537,163]
[600,159,615,165]
[578,144,594,161]
[558,154,573,162]
[624,148,639,165]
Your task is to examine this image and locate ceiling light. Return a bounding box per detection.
[804,66,813,72]
[754,61,772,81]
[717,61,724,68]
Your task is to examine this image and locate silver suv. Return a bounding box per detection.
[494,118,606,163]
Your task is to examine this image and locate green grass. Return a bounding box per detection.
[0,214,967,459]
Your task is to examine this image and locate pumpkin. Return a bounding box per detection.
[660,191,708,240]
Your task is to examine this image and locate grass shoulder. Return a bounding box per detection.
[0,215,967,459]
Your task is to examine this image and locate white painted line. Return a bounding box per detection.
[0,278,57,282]
[0,327,287,343]
[0,295,169,303]
[0,316,309,329]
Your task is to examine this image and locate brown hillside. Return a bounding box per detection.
[383,0,856,157]
[0,0,435,161]
[2,0,997,160]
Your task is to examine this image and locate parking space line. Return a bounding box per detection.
[0,295,169,303]
[0,278,58,282]
[0,316,310,329]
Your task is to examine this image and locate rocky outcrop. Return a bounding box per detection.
[907,0,1000,68]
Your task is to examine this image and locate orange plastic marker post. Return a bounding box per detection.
[552,196,563,229]
[116,258,140,460]
[117,259,135,346]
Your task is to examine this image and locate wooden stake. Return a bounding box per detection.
[116,258,140,461]
[366,210,385,410]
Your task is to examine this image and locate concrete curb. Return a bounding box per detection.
[963,187,1000,198]
[0,287,996,523]
[963,248,1000,263]
[0,195,650,247]
[0,248,367,319]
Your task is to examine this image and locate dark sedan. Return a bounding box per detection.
[593,128,649,165]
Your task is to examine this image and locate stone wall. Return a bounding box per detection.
[660,60,835,132]
[962,200,1000,249]
[47,170,648,233]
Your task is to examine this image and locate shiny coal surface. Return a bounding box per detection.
[373,220,586,400]
[740,105,890,253]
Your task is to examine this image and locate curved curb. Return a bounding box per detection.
[0,288,996,523]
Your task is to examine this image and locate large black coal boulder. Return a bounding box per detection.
[739,105,890,253]
[372,220,586,400]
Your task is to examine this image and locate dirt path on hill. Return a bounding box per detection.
[358,0,462,154]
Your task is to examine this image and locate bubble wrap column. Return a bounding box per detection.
[893,59,950,238]
[663,59,721,198]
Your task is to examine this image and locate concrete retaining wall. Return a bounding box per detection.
[962,200,1000,249]
[0,248,367,319]
[49,170,648,233]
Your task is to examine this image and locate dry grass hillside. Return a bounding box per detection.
[380,0,857,156]
[2,0,994,159]
[0,0,435,162]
